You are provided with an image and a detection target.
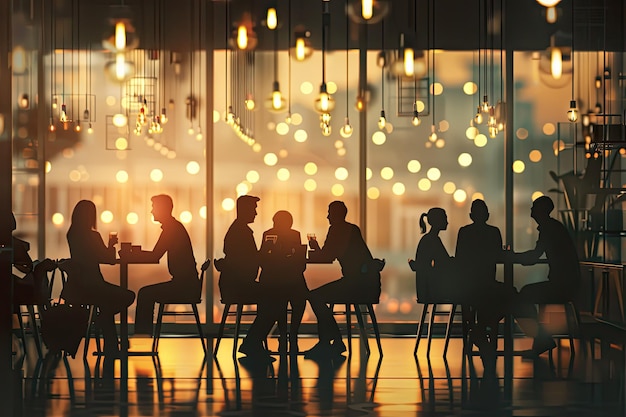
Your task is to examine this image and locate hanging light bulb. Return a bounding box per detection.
[83,108,90,121]
[489,125,498,138]
[137,100,147,125]
[429,124,437,142]
[362,0,373,20]
[411,107,421,126]
[567,100,579,122]
[271,81,285,111]
[266,7,277,30]
[378,110,386,130]
[237,25,248,49]
[87,123,93,134]
[112,113,128,127]
[545,6,557,23]
[551,47,562,79]
[74,122,81,132]
[292,30,313,61]
[474,106,484,124]
[594,75,602,89]
[226,106,235,125]
[314,83,335,113]
[160,108,168,124]
[404,47,415,77]
[18,94,29,109]
[340,117,353,137]
[481,95,490,113]
[355,95,366,112]
[245,94,256,110]
[115,21,127,50]
[488,106,497,126]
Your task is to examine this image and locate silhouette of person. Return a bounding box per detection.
[455,200,512,343]
[511,195,581,355]
[304,201,383,359]
[134,194,199,335]
[65,200,135,357]
[11,212,56,307]
[216,195,263,303]
[240,210,308,357]
[408,207,456,301]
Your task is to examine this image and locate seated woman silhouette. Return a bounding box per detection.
[65,200,135,359]
[409,207,457,301]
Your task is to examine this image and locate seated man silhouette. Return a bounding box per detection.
[510,195,581,356]
[455,200,513,356]
[134,194,199,335]
[305,201,384,359]
[11,212,57,308]
[215,195,263,303]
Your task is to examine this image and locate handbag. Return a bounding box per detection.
[40,299,90,358]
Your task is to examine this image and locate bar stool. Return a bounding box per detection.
[152,259,211,356]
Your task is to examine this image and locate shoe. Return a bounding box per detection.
[531,336,557,356]
[238,340,268,357]
[303,341,332,359]
[330,340,347,355]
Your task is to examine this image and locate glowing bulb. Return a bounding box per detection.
[322,123,331,136]
[594,76,602,89]
[295,37,306,61]
[404,48,415,77]
[272,81,283,110]
[546,6,557,23]
[74,123,81,132]
[411,109,421,126]
[320,92,330,112]
[474,108,484,125]
[481,95,490,113]
[341,117,353,137]
[245,95,256,110]
[115,21,126,50]
[87,123,93,134]
[19,94,29,109]
[429,125,437,142]
[160,108,168,124]
[266,8,277,30]
[115,53,126,80]
[378,110,386,130]
[362,0,373,20]
[551,47,562,79]
[237,25,248,50]
[59,104,68,123]
[567,100,579,122]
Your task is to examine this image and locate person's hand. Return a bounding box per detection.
[108,235,119,247]
[408,259,416,271]
[308,238,320,251]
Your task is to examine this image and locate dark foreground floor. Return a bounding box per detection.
[11,335,626,416]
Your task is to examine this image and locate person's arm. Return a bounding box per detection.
[309,226,342,262]
[513,237,545,265]
[93,232,117,265]
[141,230,167,263]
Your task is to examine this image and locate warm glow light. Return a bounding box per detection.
[199,206,207,219]
[542,123,556,135]
[517,128,529,139]
[529,150,542,162]
[331,184,345,197]
[404,48,415,77]
[550,47,562,79]
[180,211,192,224]
[466,126,478,140]
[458,153,473,167]
[474,134,488,147]
[463,82,478,95]
[443,182,456,194]
[407,160,421,173]
[537,0,561,6]
[427,167,441,181]
[277,168,290,181]
[418,178,432,191]
[362,0,373,19]
[51,213,64,226]
[546,6,557,23]
[366,168,373,180]
[115,137,128,150]
[380,167,394,180]
[116,170,129,183]
[367,187,380,200]
[264,153,278,166]
[304,179,317,191]
[372,131,386,145]
[567,100,579,122]
[246,170,260,183]
[150,168,164,182]
[295,37,306,61]
[222,198,235,211]
[115,21,127,50]
[453,189,468,203]
[276,122,289,135]
[237,25,248,50]
[127,212,139,225]
[101,210,114,224]
[266,8,277,30]
[186,161,200,175]
[236,182,251,196]
[531,191,544,201]
[304,162,318,175]
[335,167,349,181]
[512,160,526,173]
[392,182,406,195]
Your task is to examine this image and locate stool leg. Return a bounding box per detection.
[27,305,44,360]
[427,304,437,358]
[83,306,95,360]
[367,304,383,357]
[443,304,456,358]
[233,304,244,357]
[346,304,353,355]
[16,309,27,355]
[191,304,207,355]
[152,304,165,354]
[415,304,428,355]
[214,304,230,356]
[354,304,370,355]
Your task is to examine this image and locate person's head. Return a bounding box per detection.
[469,199,489,224]
[151,194,174,223]
[419,207,447,234]
[530,195,554,223]
[71,200,97,231]
[327,201,348,225]
[236,195,260,224]
[272,210,293,230]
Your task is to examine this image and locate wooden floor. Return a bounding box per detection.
[12,335,626,416]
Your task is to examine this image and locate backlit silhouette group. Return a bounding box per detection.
[10,192,579,372]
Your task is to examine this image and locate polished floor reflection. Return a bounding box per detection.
[14,336,625,416]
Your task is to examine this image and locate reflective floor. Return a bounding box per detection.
[13,335,626,416]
